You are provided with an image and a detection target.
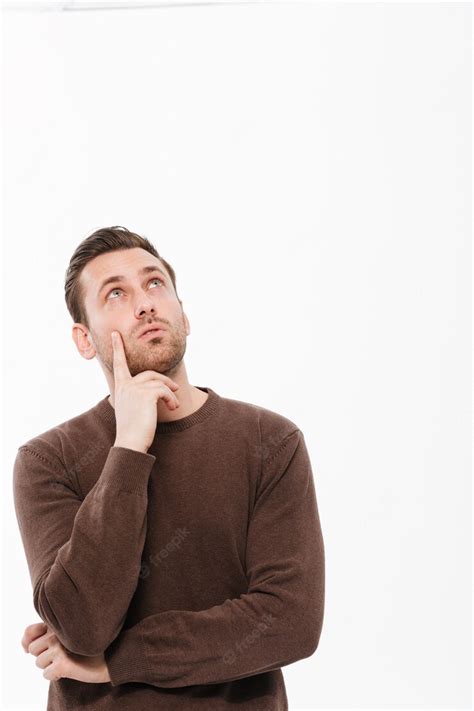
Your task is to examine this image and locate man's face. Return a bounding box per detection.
[77,247,188,378]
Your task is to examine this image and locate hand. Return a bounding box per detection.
[111,329,180,453]
[22,622,111,684]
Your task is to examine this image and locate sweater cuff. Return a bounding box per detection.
[99,446,156,497]
[104,624,153,686]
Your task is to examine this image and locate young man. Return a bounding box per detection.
[13,225,325,710]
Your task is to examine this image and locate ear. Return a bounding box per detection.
[72,324,96,361]
[180,305,191,336]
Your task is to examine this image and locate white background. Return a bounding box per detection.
[1,1,471,709]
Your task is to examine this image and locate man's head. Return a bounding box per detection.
[65,226,189,380]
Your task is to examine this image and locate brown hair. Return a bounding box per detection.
[64,225,180,329]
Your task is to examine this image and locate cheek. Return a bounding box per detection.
[152,291,172,304]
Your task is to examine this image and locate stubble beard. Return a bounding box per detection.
[93,321,187,379]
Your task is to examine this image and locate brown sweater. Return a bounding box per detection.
[13,385,325,710]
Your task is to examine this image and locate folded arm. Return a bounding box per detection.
[104,428,325,687]
[13,443,156,657]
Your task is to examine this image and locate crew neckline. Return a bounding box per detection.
[94,385,220,435]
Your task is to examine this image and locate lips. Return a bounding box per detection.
[139,327,165,340]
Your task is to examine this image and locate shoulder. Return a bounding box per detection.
[15,399,107,474]
[216,390,302,455]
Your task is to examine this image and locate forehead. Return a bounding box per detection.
[80,247,169,299]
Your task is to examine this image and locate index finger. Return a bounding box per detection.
[111,331,132,382]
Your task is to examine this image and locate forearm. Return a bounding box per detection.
[16,445,156,657]
[104,582,324,687]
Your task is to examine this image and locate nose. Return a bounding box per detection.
[135,301,156,320]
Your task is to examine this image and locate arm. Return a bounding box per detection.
[13,442,156,657]
[104,428,325,687]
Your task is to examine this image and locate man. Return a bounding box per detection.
[13,225,325,710]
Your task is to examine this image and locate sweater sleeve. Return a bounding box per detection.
[13,443,156,657]
[104,428,325,687]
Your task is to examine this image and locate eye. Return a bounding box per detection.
[106,277,164,300]
[149,278,164,288]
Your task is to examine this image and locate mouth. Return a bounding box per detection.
[139,328,165,341]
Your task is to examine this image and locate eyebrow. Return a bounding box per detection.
[97,265,169,297]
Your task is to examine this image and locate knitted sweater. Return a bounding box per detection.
[13,385,325,710]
